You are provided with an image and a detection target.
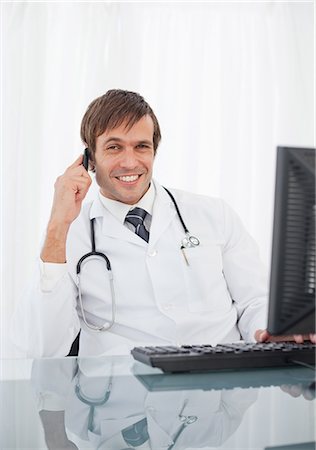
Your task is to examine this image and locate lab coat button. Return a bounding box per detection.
[148,249,158,257]
[163,303,174,311]
[146,406,155,412]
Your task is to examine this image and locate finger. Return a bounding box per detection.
[255,330,316,344]
[287,384,303,398]
[70,176,92,188]
[280,384,302,398]
[75,183,91,199]
[280,384,291,394]
[255,329,269,342]
[64,166,91,182]
[293,334,315,343]
[309,334,316,344]
[66,165,91,178]
[55,174,91,192]
[68,180,91,199]
[268,334,301,342]
[260,330,289,343]
[302,387,315,401]
[68,154,84,169]
[293,335,304,344]
[54,177,91,204]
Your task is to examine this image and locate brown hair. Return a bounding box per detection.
[80,89,161,163]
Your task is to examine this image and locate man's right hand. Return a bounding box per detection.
[50,155,92,225]
[41,155,92,263]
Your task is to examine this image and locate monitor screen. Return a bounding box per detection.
[267,146,315,335]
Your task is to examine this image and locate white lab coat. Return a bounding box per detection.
[12,180,268,358]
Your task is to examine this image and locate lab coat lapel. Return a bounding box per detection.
[90,197,147,247]
[89,182,175,247]
[149,182,176,248]
[102,212,148,246]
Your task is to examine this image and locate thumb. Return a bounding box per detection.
[255,329,269,342]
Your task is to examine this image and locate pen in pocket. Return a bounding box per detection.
[181,246,189,266]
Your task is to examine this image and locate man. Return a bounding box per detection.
[11,89,308,358]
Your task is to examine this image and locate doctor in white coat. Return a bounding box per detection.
[13,89,274,358]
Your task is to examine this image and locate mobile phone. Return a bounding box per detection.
[83,148,90,171]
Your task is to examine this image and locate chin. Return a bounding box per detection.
[120,195,141,205]
[120,186,148,204]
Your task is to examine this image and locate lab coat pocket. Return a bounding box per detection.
[146,409,176,449]
[98,414,147,447]
[184,243,228,312]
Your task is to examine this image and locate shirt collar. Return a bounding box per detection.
[96,181,156,224]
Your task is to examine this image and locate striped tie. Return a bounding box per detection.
[125,207,150,243]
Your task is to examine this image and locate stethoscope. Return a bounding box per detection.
[77,187,200,332]
[75,375,197,450]
[168,399,198,450]
[75,370,113,433]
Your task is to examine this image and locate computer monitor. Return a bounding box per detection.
[267,146,315,335]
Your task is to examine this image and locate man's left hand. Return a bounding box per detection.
[255,329,316,344]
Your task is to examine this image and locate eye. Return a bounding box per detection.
[136,144,150,149]
[107,145,121,151]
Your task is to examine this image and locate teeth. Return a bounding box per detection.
[119,175,139,182]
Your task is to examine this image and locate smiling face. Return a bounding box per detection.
[94,115,155,204]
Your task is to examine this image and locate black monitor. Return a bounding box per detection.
[267,146,315,335]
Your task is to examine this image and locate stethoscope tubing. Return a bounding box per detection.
[163,188,189,234]
[75,371,113,433]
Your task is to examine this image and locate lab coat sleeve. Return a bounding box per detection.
[31,358,77,411]
[221,201,269,342]
[39,260,68,291]
[10,258,80,358]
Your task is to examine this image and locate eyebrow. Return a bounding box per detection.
[102,137,153,146]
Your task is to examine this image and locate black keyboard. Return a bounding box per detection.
[131,342,316,373]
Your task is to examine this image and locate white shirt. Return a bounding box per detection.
[12,180,268,358]
[98,181,155,229]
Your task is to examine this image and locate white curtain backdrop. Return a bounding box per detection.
[1,2,314,359]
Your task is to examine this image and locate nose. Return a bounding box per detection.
[119,147,138,169]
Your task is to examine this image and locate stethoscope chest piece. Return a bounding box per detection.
[181,233,200,249]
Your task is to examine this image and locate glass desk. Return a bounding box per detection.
[1,355,315,450]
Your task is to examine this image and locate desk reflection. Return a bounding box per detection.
[30,357,314,450]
